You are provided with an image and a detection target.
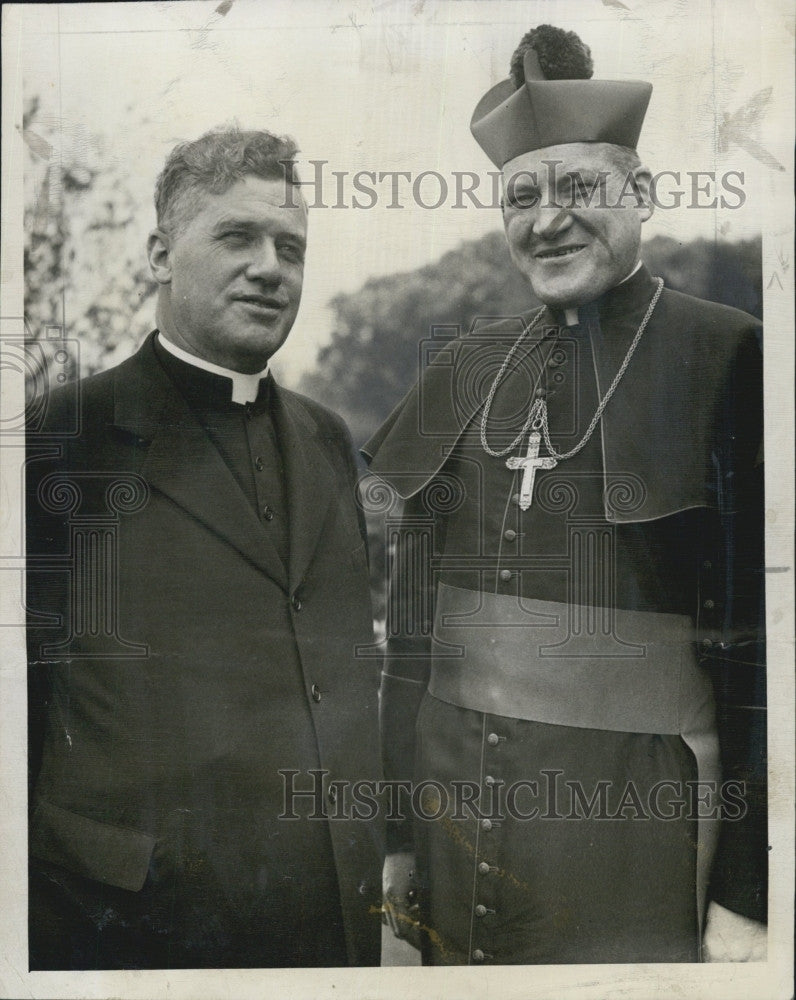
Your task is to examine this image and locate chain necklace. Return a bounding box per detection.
[478,305,548,458]
[480,277,664,509]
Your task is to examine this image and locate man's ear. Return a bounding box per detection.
[633,166,655,223]
[147,229,173,285]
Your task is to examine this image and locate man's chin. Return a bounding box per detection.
[216,328,292,372]
[528,279,590,311]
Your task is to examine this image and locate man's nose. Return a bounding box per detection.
[246,240,281,281]
[532,205,573,240]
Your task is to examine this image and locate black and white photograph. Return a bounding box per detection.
[1,2,793,998]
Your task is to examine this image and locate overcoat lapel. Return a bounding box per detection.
[271,386,336,592]
[112,336,289,590]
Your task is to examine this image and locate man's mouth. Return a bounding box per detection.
[534,244,587,260]
[235,294,287,311]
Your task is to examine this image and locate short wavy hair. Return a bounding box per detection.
[154,126,300,234]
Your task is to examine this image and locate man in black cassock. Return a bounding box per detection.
[363,25,766,964]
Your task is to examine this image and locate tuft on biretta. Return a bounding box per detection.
[471,24,652,167]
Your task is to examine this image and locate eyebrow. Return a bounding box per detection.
[560,170,602,183]
[211,216,306,246]
[505,178,541,196]
[508,170,604,188]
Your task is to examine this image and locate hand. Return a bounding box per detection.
[382,851,422,950]
[702,901,767,961]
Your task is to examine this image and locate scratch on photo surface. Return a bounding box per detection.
[718,88,785,172]
[370,904,456,961]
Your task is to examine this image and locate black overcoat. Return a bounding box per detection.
[27,333,384,968]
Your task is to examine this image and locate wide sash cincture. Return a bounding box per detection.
[427,581,721,934]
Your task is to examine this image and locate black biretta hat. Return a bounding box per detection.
[471,25,652,168]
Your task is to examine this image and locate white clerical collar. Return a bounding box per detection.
[561,260,643,327]
[562,306,580,327]
[158,333,270,405]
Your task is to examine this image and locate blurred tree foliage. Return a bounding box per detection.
[21,93,762,629]
[300,230,762,448]
[23,95,157,381]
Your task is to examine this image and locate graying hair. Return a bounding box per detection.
[155,126,300,234]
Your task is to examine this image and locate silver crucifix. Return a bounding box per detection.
[506,431,557,510]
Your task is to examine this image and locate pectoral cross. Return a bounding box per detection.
[506,431,557,510]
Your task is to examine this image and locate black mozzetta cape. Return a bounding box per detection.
[363,264,766,923]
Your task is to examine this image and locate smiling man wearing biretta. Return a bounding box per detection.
[365,24,766,965]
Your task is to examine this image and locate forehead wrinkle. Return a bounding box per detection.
[561,168,603,181]
[504,143,630,180]
[208,206,307,236]
[187,173,306,215]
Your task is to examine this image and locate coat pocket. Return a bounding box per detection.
[30,797,156,892]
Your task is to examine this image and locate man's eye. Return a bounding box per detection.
[557,184,576,205]
[573,180,591,201]
[278,244,304,263]
[505,188,540,210]
[562,177,601,206]
[221,230,251,243]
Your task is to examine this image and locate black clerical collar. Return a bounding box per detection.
[154,333,273,413]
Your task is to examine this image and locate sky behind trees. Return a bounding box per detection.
[17,0,788,383]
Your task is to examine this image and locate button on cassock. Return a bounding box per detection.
[291,595,302,612]
[311,683,322,703]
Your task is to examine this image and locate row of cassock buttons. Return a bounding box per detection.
[472,730,504,962]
